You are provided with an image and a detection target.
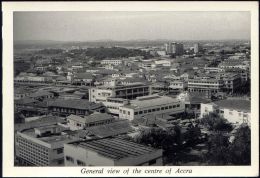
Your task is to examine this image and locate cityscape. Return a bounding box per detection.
[13,11,251,166]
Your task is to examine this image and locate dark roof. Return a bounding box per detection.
[213,99,250,112]
[74,73,93,79]
[49,99,103,110]
[72,137,159,160]
[84,120,134,138]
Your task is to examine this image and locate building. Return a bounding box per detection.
[48,99,106,117]
[29,91,55,101]
[89,83,150,103]
[102,98,129,115]
[194,43,202,54]
[15,124,77,166]
[218,73,241,94]
[119,94,185,121]
[200,99,251,126]
[67,113,115,130]
[188,78,224,94]
[64,137,163,166]
[165,42,184,56]
[101,59,122,66]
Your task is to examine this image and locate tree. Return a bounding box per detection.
[203,133,231,165]
[229,125,251,165]
[200,112,233,132]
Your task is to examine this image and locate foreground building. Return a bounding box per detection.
[15,124,78,166]
[64,137,163,166]
[119,94,185,120]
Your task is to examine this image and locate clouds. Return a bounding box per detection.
[14,11,250,41]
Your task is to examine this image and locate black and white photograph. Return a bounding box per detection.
[2,1,259,177]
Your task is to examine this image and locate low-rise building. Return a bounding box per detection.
[200,99,251,126]
[119,95,185,120]
[48,99,106,117]
[64,137,163,166]
[67,113,115,130]
[89,83,150,103]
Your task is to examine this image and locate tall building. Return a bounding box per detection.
[194,43,202,54]
[165,42,184,55]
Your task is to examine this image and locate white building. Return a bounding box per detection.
[102,98,129,115]
[64,137,163,166]
[154,59,171,66]
[15,125,77,166]
[119,95,185,120]
[200,99,251,126]
[89,83,150,103]
[101,59,122,66]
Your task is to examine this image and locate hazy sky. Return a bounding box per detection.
[14,11,250,41]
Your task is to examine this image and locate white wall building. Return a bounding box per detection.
[119,95,185,120]
[200,99,251,126]
[101,59,122,66]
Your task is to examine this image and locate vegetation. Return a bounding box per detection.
[200,112,233,132]
[14,61,31,77]
[82,47,152,60]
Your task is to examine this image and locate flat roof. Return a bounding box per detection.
[213,99,250,112]
[122,95,180,109]
[70,137,159,160]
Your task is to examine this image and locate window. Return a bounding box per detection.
[173,105,176,108]
[58,159,64,165]
[65,156,74,163]
[165,106,169,110]
[123,110,126,114]
[128,111,130,115]
[161,107,165,110]
[134,112,138,115]
[169,106,173,109]
[56,148,63,154]
[148,159,157,165]
[156,108,160,111]
[152,109,156,112]
[148,109,152,113]
[76,123,82,127]
[77,160,86,166]
[144,110,148,114]
[177,104,180,107]
[139,111,143,114]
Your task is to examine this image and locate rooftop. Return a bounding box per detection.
[70,137,159,160]
[84,120,134,138]
[123,95,180,109]
[67,113,114,124]
[49,99,103,110]
[213,99,250,112]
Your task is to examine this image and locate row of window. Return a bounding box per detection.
[120,104,181,116]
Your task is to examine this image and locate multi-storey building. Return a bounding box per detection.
[102,98,129,115]
[101,59,122,66]
[118,95,185,121]
[218,73,241,94]
[15,125,77,166]
[64,137,163,166]
[194,43,202,54]
[89,83,150,103]
[165,42,184,56]
[188,78,224,93]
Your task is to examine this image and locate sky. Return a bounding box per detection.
[13,11,251,41]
